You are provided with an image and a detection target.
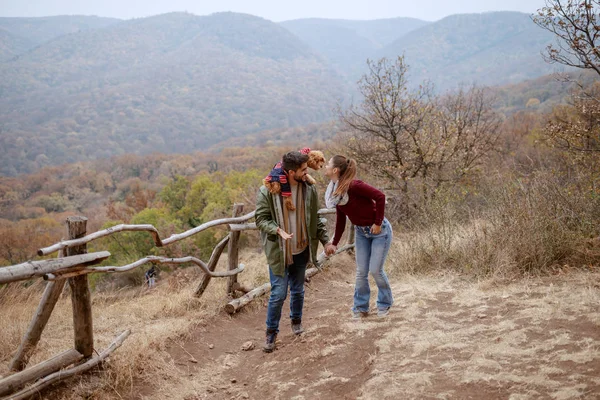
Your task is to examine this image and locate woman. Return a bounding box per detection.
[324,155,393,318]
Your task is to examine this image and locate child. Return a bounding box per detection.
[263,148,325,211]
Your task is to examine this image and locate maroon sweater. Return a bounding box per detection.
[332,180,386,246]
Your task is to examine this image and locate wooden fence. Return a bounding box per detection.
[0,204,354,399]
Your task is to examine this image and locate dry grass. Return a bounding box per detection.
[0,247,270,399]
[388,171,600,280]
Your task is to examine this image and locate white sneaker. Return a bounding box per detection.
[377,308,390,318]
[352,310,369,319]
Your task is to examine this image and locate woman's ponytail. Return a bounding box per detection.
[332,155,356,196]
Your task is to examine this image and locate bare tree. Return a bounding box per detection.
[545,81,600,154]
[430,86,502,192]
[338,56,502,205]
[532,1,600,159]
[339,57,435,196]
[533,0,600,76]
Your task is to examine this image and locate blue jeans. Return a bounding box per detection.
[266,247,309,332]
[353,218,393,313]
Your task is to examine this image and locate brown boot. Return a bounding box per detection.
[263,329,277,353]
[291,319,304,336]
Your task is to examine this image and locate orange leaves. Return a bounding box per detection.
[0,217,61,266]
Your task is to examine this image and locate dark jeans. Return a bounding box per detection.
[266,247,309,332]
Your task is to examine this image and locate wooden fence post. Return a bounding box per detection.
[9,251,67,372]
[66,216,94,358]
[347,220,355,246]
[226,204,244,295]
[194,235,230,297]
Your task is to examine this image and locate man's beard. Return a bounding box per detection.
[294,175,306,183]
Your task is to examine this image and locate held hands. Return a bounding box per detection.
[276,227,293,240]
[324,243,337,256]
[371,224,382,235]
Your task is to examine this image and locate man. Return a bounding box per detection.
[256,151,330,353]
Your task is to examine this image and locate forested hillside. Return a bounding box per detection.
[0,11,582,176]
[0,12,346,175]
[0,15,120,60]
[378,12,558,91]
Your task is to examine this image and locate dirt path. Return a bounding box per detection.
[136,257,600,399]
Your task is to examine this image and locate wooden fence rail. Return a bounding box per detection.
[37,211,257,256]
[0,252,110,285]
[0,349,84,397]
[37,209,334,256]
[0,206,351,398]
[224,243,355,314]
[4,330,131,400]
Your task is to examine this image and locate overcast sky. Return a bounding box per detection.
[0,0,545,22]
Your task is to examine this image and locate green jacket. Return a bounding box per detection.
[255,183,329,276]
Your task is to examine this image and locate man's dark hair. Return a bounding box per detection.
[282,151,309,172]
